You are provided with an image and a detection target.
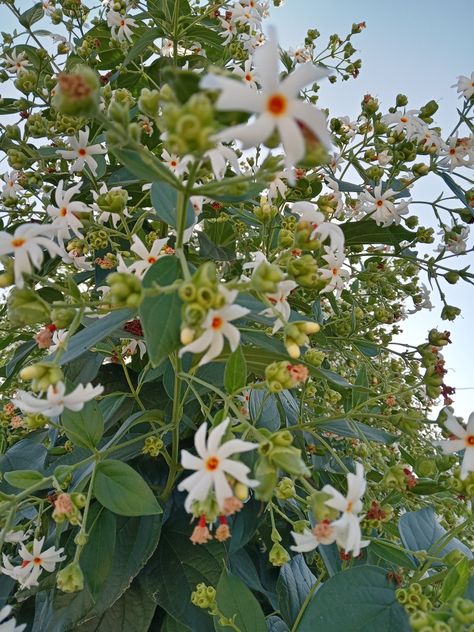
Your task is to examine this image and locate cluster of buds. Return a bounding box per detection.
[52,492,86,526]
[105,272,143,308]
[253,198,278,222]
[162,91,216,155]
[396,582,432,616]
[142,436,164,457]
[56,562,84,593]
[249,260,284,294]
[179,263,224,336]
[362,501,393,528]
[19,362,63,392]
[94,187,129,215]
[191,583,217,613]
[189,486,247,545]
[265,360,309,392]
[287,254,321,288]
[418,330,451,400]
[284,321,320,358]
[0,403,23,431]
[255,430,310,501]
[381,464,417,492]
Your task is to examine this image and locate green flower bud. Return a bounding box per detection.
[269,542,290,567]
[7,288,50,325]
[310,491,340,522]
[251,261,284,294]
[415,458,436,478]
[20,362,63,392]
[138,88,161,118]
[52,65,100,116]
[452,597,474,624]
[50,307,76,329]
[275,477,296,500]
[441,305,461,321]
[254,455,278,501]
[24,412,49,430]
[191,583,217,610]
[95,188,128,214]
[56,562,84,593]
[106,272,143,308]
[269,445,310,477]
[444,271,460,285]
[14,69,38,94]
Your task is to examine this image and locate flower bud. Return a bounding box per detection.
[20,362,63,392]
[138,88,161,118]
[24,412,49,430]
[310,491,340,522]
[52,65,100,116]
[56,562,84,593]
[275,477,295,500]
[254,456,278,501]
[233,483,249,502]
[50,306,75,329]
[269,542,290,567]
[441,305,461,321]
[7,288,50,326]
[251,262,284,294]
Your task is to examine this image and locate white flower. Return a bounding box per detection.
[3,49,30,75]
[161,149,190,175]
[434,410,474,480]
[322,462,369,557]
[161,38,174,56]
[261,279,297,332]
[291,522,337,552]
[2,172,21,200]
[338,116,358,139]
[59,246,93,271]
[203,144,241,179]
[49,329,68,354]
[415,128,446,153]
[288,46,311,64]
[408,283,433,313]
[47,180,90,240]
[455,72,474,100]
[319,247,350,297]
[240,31,265,54]
[230,4,262,30]
[438,134,472,171]
[14,381,104,418]
[292,201,345,251]
[92,184,130,228]
[0,605,25,632]
[381,110,426,139]
[376,150,392,166]
[0,224,61,288]
[42,0,55,15]
[232,59,259,89]
[179,288,250,366]
[122,339,147,359]
[57,127,106,176]
[267,170,289,201]
[2,529,28,544]
[129,235,169,278]
[218,18,237,45]
[359,184,410,227]
[201,29,331,171]
[437,224,470,254]
[178,418,258,512]
[1,537,65,589]
[323,177,344,216]
[107,10,137,43]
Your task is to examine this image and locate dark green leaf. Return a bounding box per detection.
[369,541,417,571]
[94,460,162,516]
[341,220,416,246]
[440,557,470,603]
[215,570,267,632]
[0,439,47,494]
[81,508,116,598]
[438,171,468,207]
[139,256,182,367]
[61,400,104,450]
[315,419,397,444]
[150,182,195,228]
[112,147,180,188]
[296,566,410,632]
[18,3,44,28]
[267,616,290,631]
[276,556,316,627]
[352,366,369,408]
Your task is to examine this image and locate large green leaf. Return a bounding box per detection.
[139,256,183,367]
[276,556,316,627]
[141,510,226,631]
[150,182,195,228]
[94,460,162,516]
[398,507,473,561]
[61,400,104,450]
[18,3,43,27]
[214,570,267,632]
[3,469,47,490]
[315,419,397,444]
[112,147,180,188]
[0,439,47,493]
[341,220,416,246]
[224,346,247,393]
[32,513,162,632]
[81,508,117,599]
[296,566,410,631]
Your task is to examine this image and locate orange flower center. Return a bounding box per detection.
[59,207,68,216]
[266,93,287,116]
[466,436,474,446]
[376,200,384,207]
[245,73,252,81]
[211,316,223,330]
[205,456,220,471]
[170,160,177,167]
[11,238,25,248]
[148,256,157,264]
[346,501,353,512]
[33,557,42,565]
[332,267,338,276]
[78,148,87,156]
[400,117,408,123]
[120,19,125,26]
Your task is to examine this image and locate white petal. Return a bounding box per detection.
[290,100,332,149]
[277,116,305,166]
[181,450,203,471]
[218,438,258,458]
[206,419,230,455]
[213,470,233,510]
[194,423,209,459]
[281,63,329,98]
[217,114,275,148]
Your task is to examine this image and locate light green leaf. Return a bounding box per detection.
[440,557,470,603]
[112,147,180,188]
[215,570,267,632]
[224,347,247,393]
[150,182,195,228]
[3,470,48,490]
[94,460,162,516]
[61,400,104,450]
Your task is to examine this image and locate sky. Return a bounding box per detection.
[270,0,474,419]
[1,1,474,417]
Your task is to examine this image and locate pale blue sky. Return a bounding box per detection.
[271,1,474,419]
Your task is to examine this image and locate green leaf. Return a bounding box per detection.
[440,557,470,603]
[112,147,180,188]
[296,566,410,632]
[141,510,226,631]
[198,232,236,261]
[0,439,47,494]
[351,365,369,408]
[3,469,47,490]
[341,220,416,247]
[438,171,469,207]
[399,507,473,561]
[81,507,116,598]
[18,3,44,28]
[55,309,135,366]
[315,419,397,444]
[61,400,104,450]
[215,570,267,632]
[122,27,163,67]
[276,556,316,627]
[224,347,247,393]
[139,256,182,367]
[150,182,195,228]
[266,616,290,631]
[369,540,417,571]
[94,460,162,516]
